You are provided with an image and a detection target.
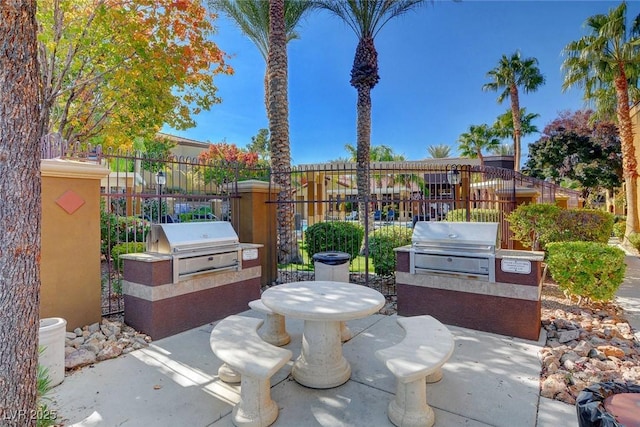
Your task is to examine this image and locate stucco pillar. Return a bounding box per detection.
[233,180,278,286]
[40,159,110,330]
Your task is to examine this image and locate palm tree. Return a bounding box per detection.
[317,0,426,227]
[210,0,313,111]
[483,51,545,172]
[345,143,405,161]
[493,107,540,149]
[562,2,640,240]
[491,144,515,156]
[213,0,311,264]
[457,124,501,166]
[268,0,301,264]
[427,144,451,158]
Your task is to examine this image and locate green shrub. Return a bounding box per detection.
[304,221,364,264]
[613,221,626,240]
[111,242,146,272]
[507,205,612,250]
[100,199,118,256]
[368,225,412,276]
[546,241,626,302]
[116,216,150,243]
[507,203,561,250]
[549,209,613,244]
[445,208,500,223]
[37,348,57,426]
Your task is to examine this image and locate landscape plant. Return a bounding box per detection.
[36,361,57,427]
[304,221,364,265]
[508,204,614,250]
[562,2,640,241]
[111,242,146,273]
[368,225,412,276]
[628,232,640,251]
[445,208,500,223]
[507,203,563,250]
[483,51,545,171]
[613,221,626,240]
[546,241,626,302]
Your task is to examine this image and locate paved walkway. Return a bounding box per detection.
[47,253,640,426]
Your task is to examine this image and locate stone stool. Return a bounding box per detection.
[249,299,291,346]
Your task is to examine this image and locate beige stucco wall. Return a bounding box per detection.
[40,159,110,330]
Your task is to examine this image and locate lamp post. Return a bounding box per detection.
[155,171,165,222]
[446,168,461,212]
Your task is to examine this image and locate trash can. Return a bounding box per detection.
[38,317,67,387]
[313,251,350,283]
[576,381,640,427]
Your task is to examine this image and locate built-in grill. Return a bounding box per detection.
[409,221,499,282]
[146,222,242,283]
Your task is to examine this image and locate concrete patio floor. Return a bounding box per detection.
[49,311,577,426]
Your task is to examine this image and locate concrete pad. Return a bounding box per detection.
[346,315,544,427]
[616,256,640,341]
[536,397,577,427]
[50,310,548,427]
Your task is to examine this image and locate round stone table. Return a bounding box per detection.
[261,281,385,389]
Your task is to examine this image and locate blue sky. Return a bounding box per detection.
[163,0,640,166]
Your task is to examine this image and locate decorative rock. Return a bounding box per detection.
[541,374,567,398]
[74,327,83,337]
[96,343,123,361]
[65,348,96,370]
[63,318,152,371]
[558,329,581,343]
[573,341,592,357]
[597,345,626,359]
[541,293,640,406]
[69,337,84,348]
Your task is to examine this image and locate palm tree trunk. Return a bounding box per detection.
[614,72,640,240]
[509,84,522,172]
[268,0,300,264]
[356,86,372,236]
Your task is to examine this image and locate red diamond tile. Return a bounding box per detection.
[56,190,85,215]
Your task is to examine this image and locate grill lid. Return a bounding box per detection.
[412,221,498,250]
[147,221,239,254]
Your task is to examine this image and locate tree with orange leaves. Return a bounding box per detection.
[37,0,233,149]
[198,142,267,186]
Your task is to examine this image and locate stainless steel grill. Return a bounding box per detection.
[409,221,499,282]
[147,222,241,283]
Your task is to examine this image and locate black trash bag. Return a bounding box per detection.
[576,381,640,427]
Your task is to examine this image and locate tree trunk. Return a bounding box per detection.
[356,86,373,236]
[0,2,42,426]
[614,72,640,241]
[509,84,522,172]
[350,35,378,237]
[268,0,301,264]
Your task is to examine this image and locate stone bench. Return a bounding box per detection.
[375,315,455,427]
[248,299,291,346]
[210,315,292,427]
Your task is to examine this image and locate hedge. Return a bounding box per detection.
[304,221,364,264]
[368,225,412,276]
[507,204,613,250]
[546,241,626,302]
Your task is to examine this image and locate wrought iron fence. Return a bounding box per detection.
[41,136,581,315]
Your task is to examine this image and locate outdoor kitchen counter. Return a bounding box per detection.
[261,281,385,389]
[394,245,546,340]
